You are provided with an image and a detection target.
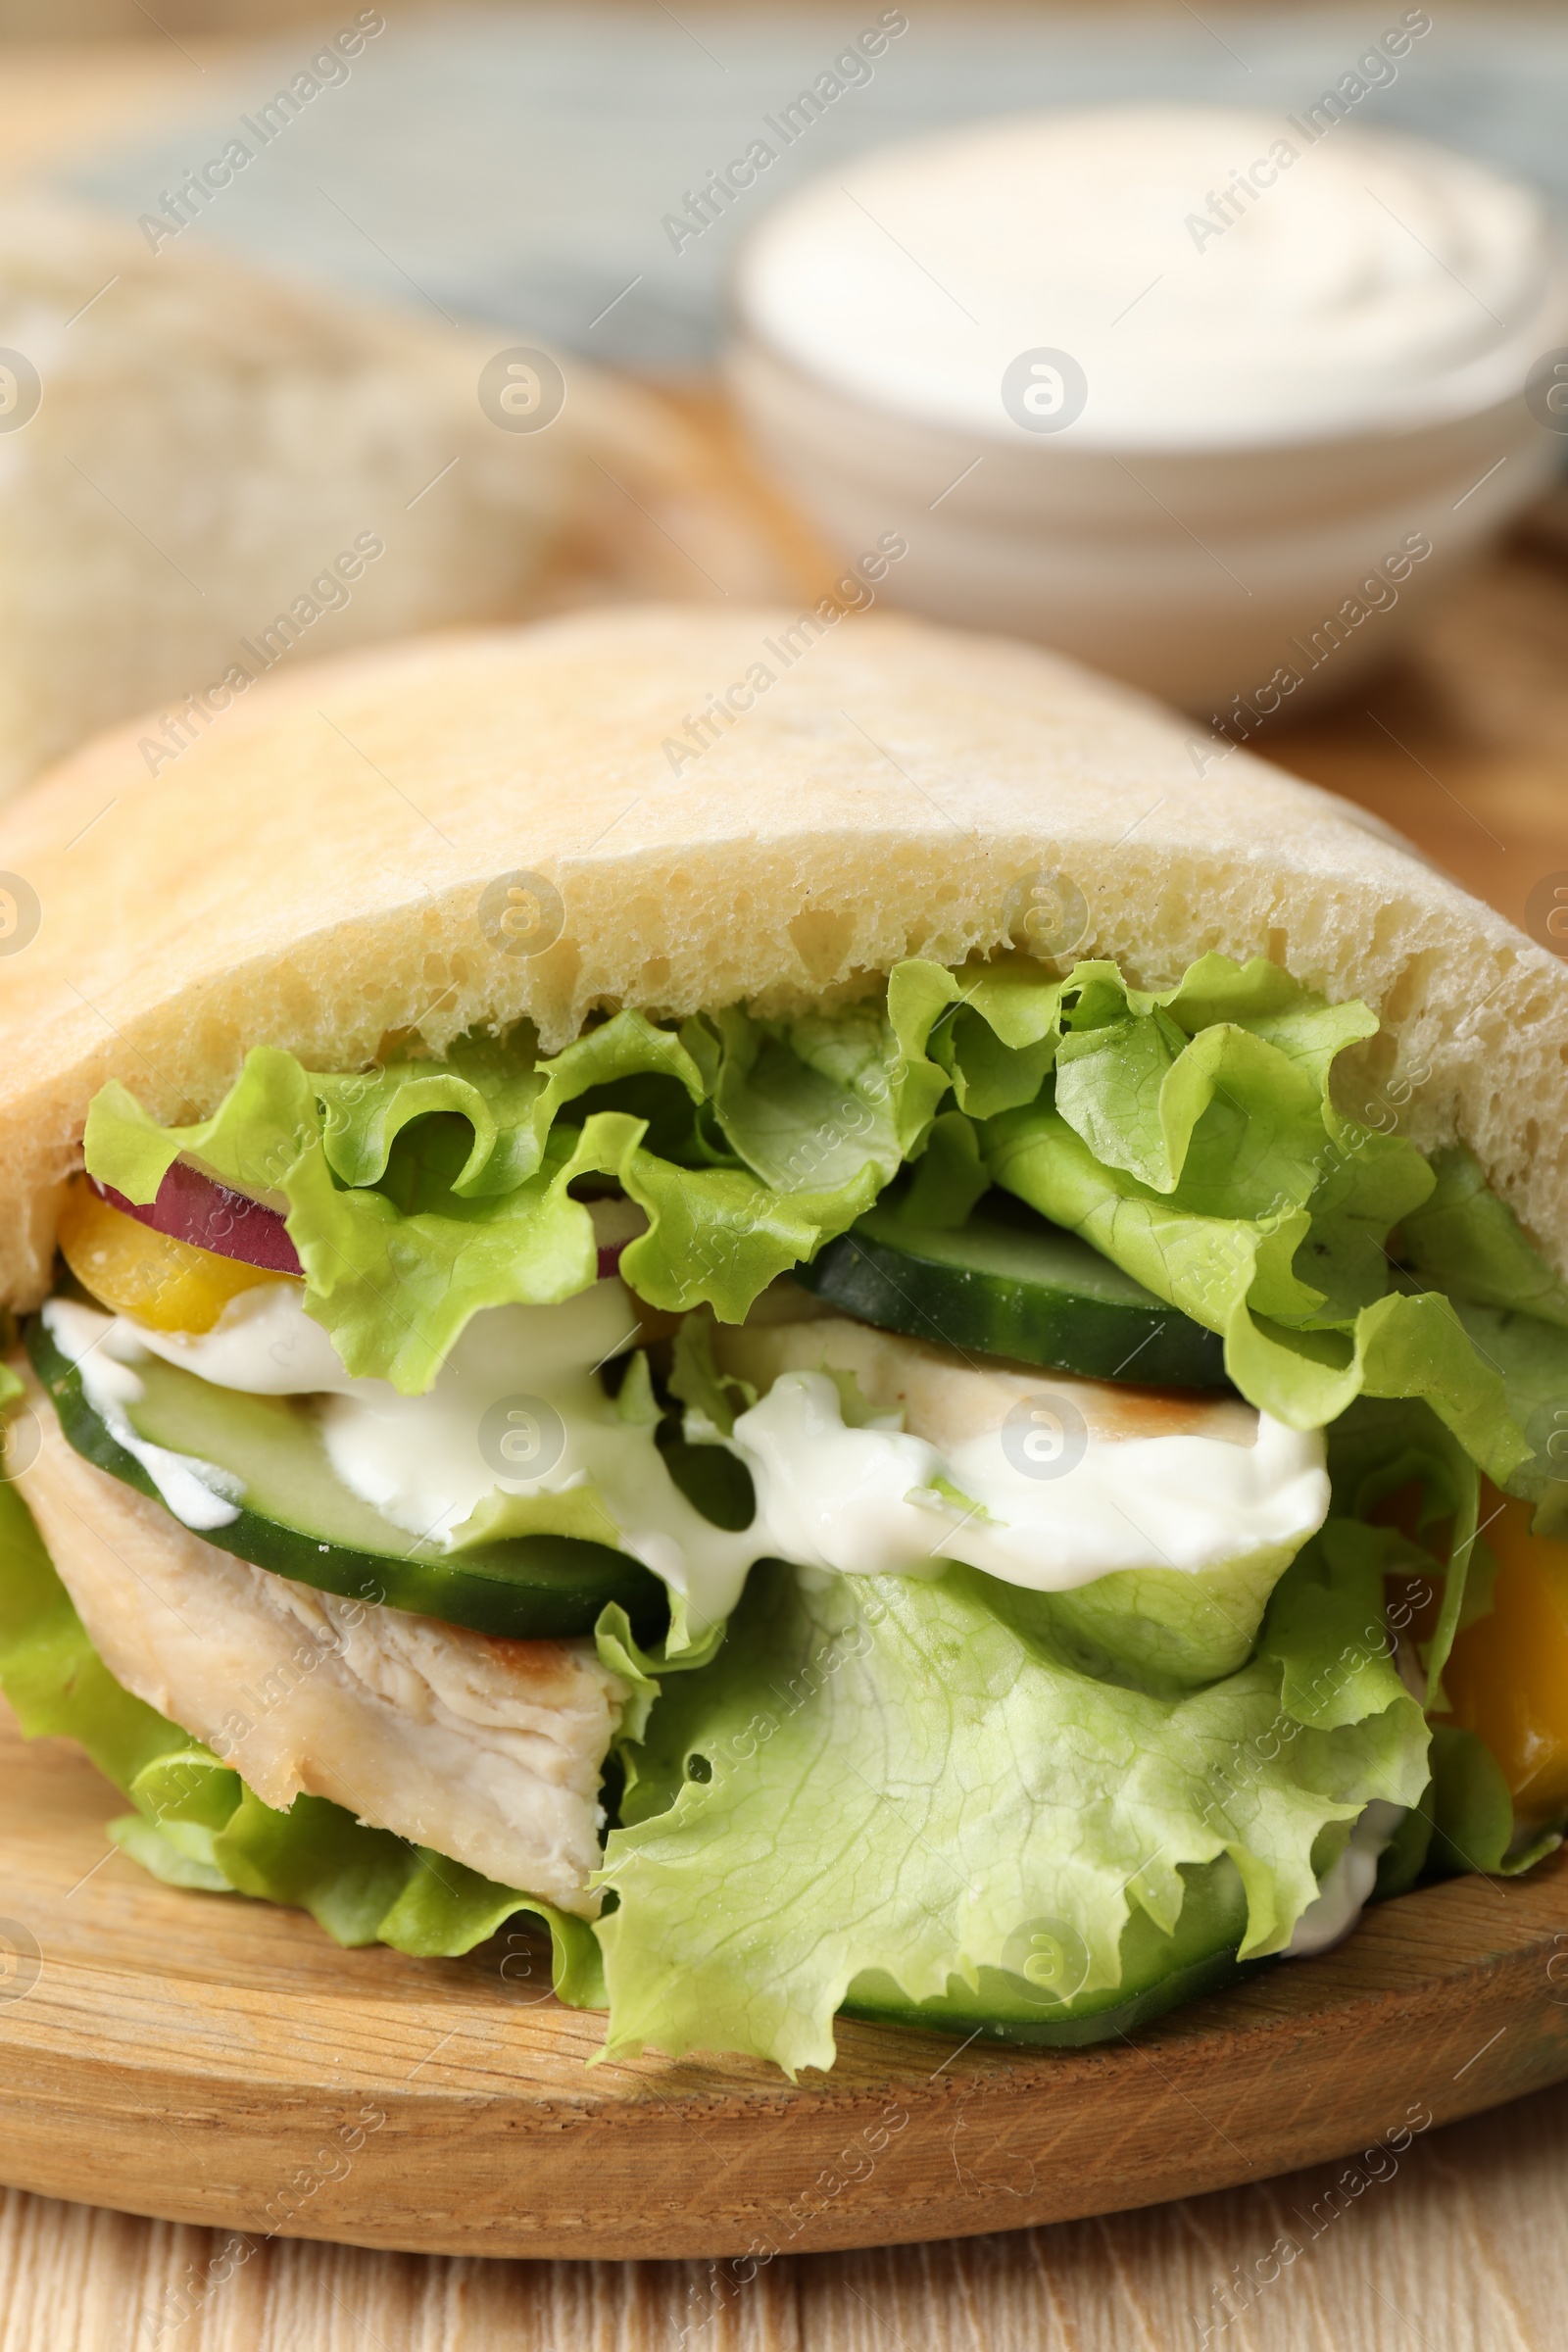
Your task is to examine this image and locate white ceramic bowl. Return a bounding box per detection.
[729,107,1568,718]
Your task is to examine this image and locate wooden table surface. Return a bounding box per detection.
[3,34,1568,2352]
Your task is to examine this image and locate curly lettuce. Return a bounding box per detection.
[79,955,1538,1494]
[82,992,946,1394]
[889,955,1529,1487]
[1400,1146,1568,1535]
[596,1537,1428,2075]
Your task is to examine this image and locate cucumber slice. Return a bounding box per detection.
[26,1319,669,1642]
[796,1200,1228,1390]
[840,1856,1250,2047]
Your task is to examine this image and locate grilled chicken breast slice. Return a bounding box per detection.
[714,1311,1258,1447]
[19,1381,627,1913]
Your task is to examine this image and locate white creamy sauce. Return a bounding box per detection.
[129,1278,353,1394]
[312,1288,760,1625]
[76,1280,760,1629]
[1285,1800,1406,1957]
[41,1298,244,1533]
[53,1277,1328,1615]
[739,106,1568,446]
[712,1313,1327,1590]
[726,1367,1325,1590]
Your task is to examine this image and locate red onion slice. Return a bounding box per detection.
[89,1171,647,1288]
[590,1197,648,1285]
[90,1163,302,1276]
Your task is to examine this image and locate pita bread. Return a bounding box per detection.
[0,604,1561,1306]
[0,200,710,803]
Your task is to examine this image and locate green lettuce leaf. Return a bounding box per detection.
[595,1543,1426,2075]
[1324,1396,1483,1706]
[1420,1726,1562,1879]
[710,1003,900,1194]
[982,1102,1523,1479]
[76,957,1552,1489]
[938,954,1526,1487]
[1401,1146,1568,1535]
[1447,1304,1568,1538]
[81,1005,906,1390]
[667,1312,755,1438]
[0,1479,601,1992]
[988,1540,1308,1692]
[929,958,1551,1504]
[593,1595,731,1761]
[85,1052,600,1393]
[915,957,1066,1120]
[883,1108,991,1229]
[316,1012,713,1197]
[1403,1146,1568,1328]
[584,1114,880,1324]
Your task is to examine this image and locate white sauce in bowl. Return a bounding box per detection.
[737,104,1568,448]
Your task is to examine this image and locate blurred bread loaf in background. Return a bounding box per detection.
[0,200,808,801]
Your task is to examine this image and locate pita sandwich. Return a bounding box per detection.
[1,604,1564,2075]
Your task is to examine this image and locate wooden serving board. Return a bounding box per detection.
[1,1704,1565,2262]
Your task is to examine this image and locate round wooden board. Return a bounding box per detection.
[2,1704,1566,2263]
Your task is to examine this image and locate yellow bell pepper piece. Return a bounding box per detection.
[56,1175,295,1336]
[1443,1483,1568,1827]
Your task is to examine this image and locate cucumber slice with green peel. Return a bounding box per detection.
[840,1856,1251,2047]
[796,1200,1229,1391]
[26,1319,670,1642]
